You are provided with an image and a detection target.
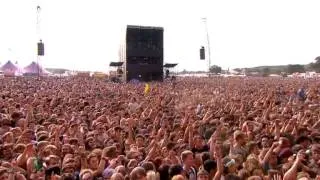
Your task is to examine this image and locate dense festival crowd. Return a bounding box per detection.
[1,76,320,180]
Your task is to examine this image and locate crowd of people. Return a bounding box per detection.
[1,76,320,180]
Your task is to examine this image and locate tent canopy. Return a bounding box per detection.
[1,60,18,72]
[23,61,48,74]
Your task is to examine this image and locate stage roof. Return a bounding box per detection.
[163,63,178,68]
[127,25,163,30]
[109,62,124,67]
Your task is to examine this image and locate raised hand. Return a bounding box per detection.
[271,142,280,148]
[108,158,118,168]
[128,118,136,128]
[296,150,306,163]
[78,146,86,157]
[272,174,282,180]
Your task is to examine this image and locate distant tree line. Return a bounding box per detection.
[309,56,320,72]
[232,56,320,76]
[179,56,320,76]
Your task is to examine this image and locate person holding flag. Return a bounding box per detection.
[144,83,150,95]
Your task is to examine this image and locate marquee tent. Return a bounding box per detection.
[0,61,19,76]
[23,61,49,76]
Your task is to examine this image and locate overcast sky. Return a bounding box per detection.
[0,0,319,72]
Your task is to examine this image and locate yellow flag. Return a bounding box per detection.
[144,83,150,94]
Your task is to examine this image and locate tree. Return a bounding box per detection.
[309,56,320,72]
[209,65,222,74]
[261,67,270,77]
[287,64,305,74]
[233,68,242,73]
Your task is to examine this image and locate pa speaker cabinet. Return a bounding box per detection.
[121,25,164,82]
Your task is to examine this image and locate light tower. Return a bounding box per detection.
[202,17,212,73]
[36,5,44,77]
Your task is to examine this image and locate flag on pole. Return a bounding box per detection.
[144,83,150,95]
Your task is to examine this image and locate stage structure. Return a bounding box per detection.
[119,25,164,82]
[163,63,178,79]
[109,62,124,82]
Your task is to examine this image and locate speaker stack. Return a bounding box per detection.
[200,46,205,60]
[37,40,44,56]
